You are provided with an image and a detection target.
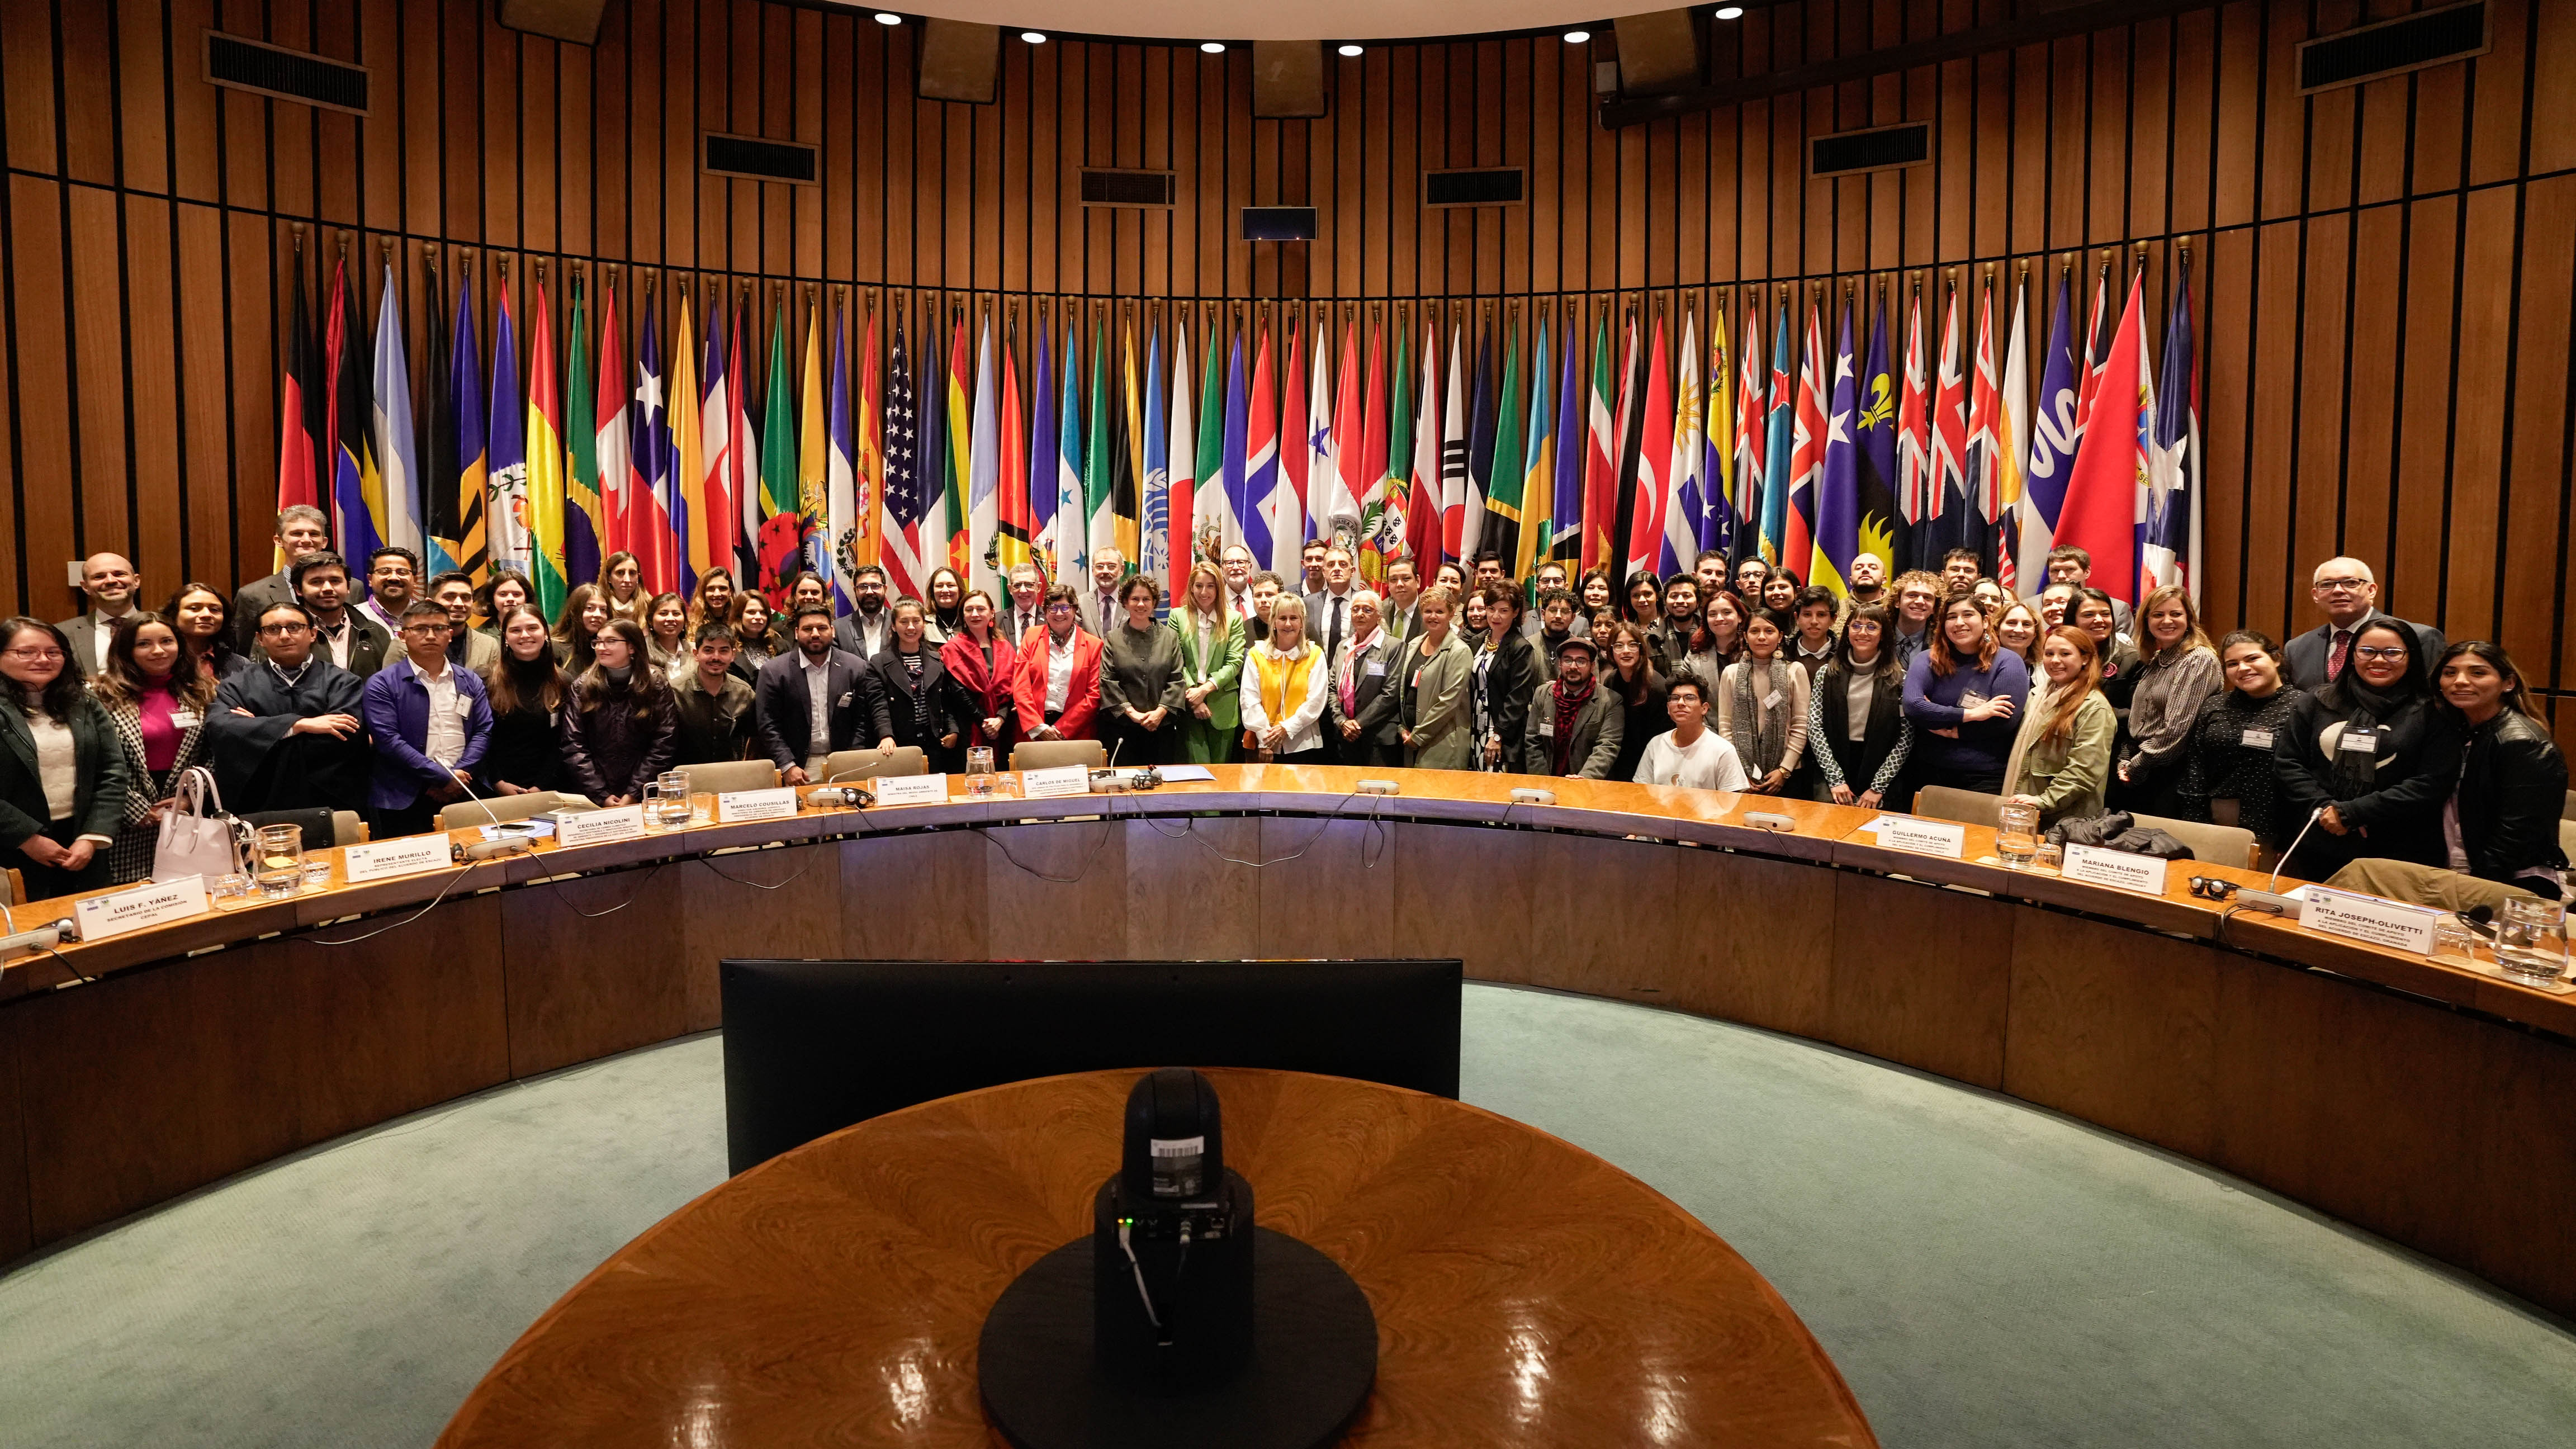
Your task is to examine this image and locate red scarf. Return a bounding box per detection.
[939,631,1018,745]
[1548,676,1596,775]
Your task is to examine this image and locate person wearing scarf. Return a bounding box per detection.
[1520,635,1623,779]
[1715,612,1809,795]
[2275,619,2458,880]
[937,589,1020,766]
[1329,590,1403,768]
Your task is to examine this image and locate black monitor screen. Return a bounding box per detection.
[720,958,1464,1173]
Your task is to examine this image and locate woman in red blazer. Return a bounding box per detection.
[938,589,1022,761]
[1011,585,1105,741]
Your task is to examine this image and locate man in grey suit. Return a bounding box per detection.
[53,552,142,676]
[2283,556,2446,692]
[1074,547,1128,637]
[1304,544,1362,674]
[232,504,334,654]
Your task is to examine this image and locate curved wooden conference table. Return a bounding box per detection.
[435,1066,1877,1448]
[0,763,2569,1337]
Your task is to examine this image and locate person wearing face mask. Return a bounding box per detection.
[1521,634,1623,780]
[2272,620,2459,880]
[89,613,210,884]
[1808,603,1912,811]
[2174,630,2303,853]
[2323,641,2567,910]
[0,618,128,899]
[561,618,678,807]
[2111,584,2223,815]
[479,605,570,795]
[1901,592,2030,796]
[2002,627,2115,826]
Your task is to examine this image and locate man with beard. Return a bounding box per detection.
[832,565,896,662]
[764,604,879,785]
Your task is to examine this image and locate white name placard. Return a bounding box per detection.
[340,835,454,884]
[2299,884,2442,955]
[717,787,801,823]
[2061,842,2171,896]
[553,804,646,847]
[75,875,210,941]
[871,773,950,807]
[1879,817,1967,859]
[1021,765,1093,799]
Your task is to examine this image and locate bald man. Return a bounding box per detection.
[2283,556,2446,692]
[54,552,141,675]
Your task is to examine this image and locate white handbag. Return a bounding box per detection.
[153,765,247,884]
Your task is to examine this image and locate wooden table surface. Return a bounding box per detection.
[435,1067,1878,1449]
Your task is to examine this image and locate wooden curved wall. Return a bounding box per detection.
[1,0,2570,742]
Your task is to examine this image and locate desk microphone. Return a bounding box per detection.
[2236,806,2326,915]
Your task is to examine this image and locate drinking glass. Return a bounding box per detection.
[253,823,304,898]
[2429,914,2484,965]
[1996,800,2042,868]
[2495,896,2568,984]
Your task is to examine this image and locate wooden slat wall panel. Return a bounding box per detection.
[1,0,2568,724]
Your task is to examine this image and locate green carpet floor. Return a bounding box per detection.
[2,984,2569,1447]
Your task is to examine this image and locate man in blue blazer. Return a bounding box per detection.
[2281,556,2446,692]
[360,601,494,839]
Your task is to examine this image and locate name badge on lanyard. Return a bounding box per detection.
[2338,726,2378,754]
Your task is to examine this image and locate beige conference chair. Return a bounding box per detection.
[1911,785,2003,829]
[1911,786,2256,868]
[439,790,572,832]
[822,746,927,781]
[676,760,782,795]
[1010,740,1107,772]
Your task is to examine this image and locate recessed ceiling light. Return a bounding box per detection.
[1338,43,1364,58]
[1715,4,1745,17]
[1200,41,1226,53]
[1021,30,1046,42]
[872,11,902,25]
[1563,29,1590,44]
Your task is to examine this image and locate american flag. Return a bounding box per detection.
[880,319,926,599]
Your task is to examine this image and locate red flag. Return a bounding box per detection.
[1781,300,1825,581]
[2058,269,2149,606]
[276,249,325,548]
[2072,258,2113,442]
[1628,313,1674,582]
[1281,320,1309,548]
[1930,283,1968,558]
[1404,316,1442,570]
[1965,279,2002,566]
[1896,285,1932,552]
[1585,314,1631,570]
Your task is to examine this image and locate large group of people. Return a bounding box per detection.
[1,508,2562,915]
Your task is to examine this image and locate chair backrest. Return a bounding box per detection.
[330,811,370,847]
[821,746,927,781]
[2563,790,2575,822]
[2131,810,2259,870]
[678,760,782,795]
[438,790,564,831]
[2560,818,2575,864]
[1010,739,1107,773]
[243,807,338,852]
[2,866,21,907]
[1912,785,2003,828]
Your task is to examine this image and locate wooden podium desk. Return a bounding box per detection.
[0,765,2569,1324]
[436,1067,1879,1448]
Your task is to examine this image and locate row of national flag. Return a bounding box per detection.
[276,248,2201,616]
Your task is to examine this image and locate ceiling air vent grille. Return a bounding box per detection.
[1810,122,1930,178]
[1080,169,1177,207]
[703,134,818,185]
[2298,1,2488,94]
[202,32,369,115]
[1241,206,1318,242]
[1424,168,1526,207]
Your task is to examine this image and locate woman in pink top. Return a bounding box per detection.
[91,612,215,884]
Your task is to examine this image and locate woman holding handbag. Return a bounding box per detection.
[89,612,215,884]
[0,617,129,900]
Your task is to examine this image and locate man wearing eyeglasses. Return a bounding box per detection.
[205,600,375,814]
[2283,557,2446,692]
[359,601,494,838]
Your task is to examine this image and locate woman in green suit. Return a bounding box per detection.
[1401,587,1477,771]
[2,617,131,901]
[1169,562,1247,764]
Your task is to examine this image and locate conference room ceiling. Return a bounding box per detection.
[818,0,1611,42]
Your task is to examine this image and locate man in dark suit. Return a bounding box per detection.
[231,505,334,653]
[1074,547,1127,637]
[757,603,878,785]
[2284,556,2447,692]
[1380,557,1423,654]
[53,552,142,676]
[832,564,897,662]
[290,551,392,681]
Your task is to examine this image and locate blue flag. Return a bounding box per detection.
[1855,295,1901,580]
[1758,299,1795,566]
[2017,272,2082,585]
[1812,301,1861,595]
[2144,264,2199,594]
